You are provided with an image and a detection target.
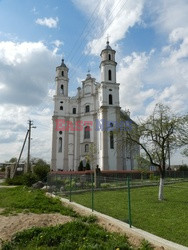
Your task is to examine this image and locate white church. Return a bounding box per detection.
[51,41,139,171]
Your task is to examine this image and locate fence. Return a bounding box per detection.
[47,170,188,228]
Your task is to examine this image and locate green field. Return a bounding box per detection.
[71,182,188,247]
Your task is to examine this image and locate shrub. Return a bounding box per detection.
[6,175,25,185]
[179,165,188,171]
[33,164,50,181]
[6,173,38,187]
[78,161,84,171]
[22,173,38,187]
[85,161,91,170]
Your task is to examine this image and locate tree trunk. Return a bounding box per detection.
[158,177,164,201]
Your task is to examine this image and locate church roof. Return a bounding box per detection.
[60,59,67,68]
[105,41,112,50]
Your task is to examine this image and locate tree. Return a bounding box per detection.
[8,157,17,163]
[32,158,50,181]
[177,114,188,157]
[86,143,97,170]
[118,103,187,201]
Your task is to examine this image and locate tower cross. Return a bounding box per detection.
[106,34,111,43]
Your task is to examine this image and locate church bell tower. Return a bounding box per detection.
[100,41,117,84]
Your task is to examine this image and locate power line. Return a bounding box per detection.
[69,0,128,82]
[68,0,109,65]
[67,0,101,61]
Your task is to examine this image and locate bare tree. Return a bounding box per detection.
[118,103,187,201]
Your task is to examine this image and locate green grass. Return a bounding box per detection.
[1,221,133,250]
[0,186,76,217]
[71,182,188,247]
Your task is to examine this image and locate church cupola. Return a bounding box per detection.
[55,58,69,97]
[100,41,117,84]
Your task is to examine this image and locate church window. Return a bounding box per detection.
[84,126,90,139]
[108,70,112,81]
[60,106,63,110]
[110,123,113,127]
[110,131,114,149]
[109,54,111,60]
[85,144,89,152]
[60,85,64,94]
[109,89,112,91]
[60,101,63,103]
[85,105,90,113]
[62,71,64,76]
[73,108,76,114]
[109,94,113,105]
[59,131,62,135]
[58,137,62,152]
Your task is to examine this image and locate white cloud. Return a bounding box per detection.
[117,51,156,115]
[35,17,59,28]
[0,41,60,106]
[73,0,145,55]
[52,40,63,48]
[149,0,188,35]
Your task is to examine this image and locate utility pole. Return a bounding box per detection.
[26,120,36,173]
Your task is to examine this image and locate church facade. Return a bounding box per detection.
[51,42,139,171]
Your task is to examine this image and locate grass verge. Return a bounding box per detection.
[0,186,76,217]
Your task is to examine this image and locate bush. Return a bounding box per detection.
[179,165,188,171]
[6,173,38,187]
[6,175,25,185]
[78,161,83,171]
[23,173,38,187]
[33,164,50,181]
[85,161,91,170]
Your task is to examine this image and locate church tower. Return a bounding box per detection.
[98,41,121,170]
[51,59,69,170]
[100,41,117,84]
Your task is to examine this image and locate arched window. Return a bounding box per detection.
[84,126,90,139]
[85,105,90,113]
[109,94,113,105]
[60,85,64,94]
[108,54,111,60]
[62,71,64,76]
[110,123,113,127]
[85,144,89,152]
[73,108,76,114]
[108,70,112,81]
[110,131,114,149]
[60,106,63,110]
[58,137,62,152]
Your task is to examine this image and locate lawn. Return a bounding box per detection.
[71,182,188,247]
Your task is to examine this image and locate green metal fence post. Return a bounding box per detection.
[127,177,132,228]
[91,173,94,211]
[69,174,72,202]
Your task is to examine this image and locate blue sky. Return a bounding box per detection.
[0,0,187,164]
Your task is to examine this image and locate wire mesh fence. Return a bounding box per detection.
[46,170,188,228]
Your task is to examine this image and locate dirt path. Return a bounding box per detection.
[0,213,73,247]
